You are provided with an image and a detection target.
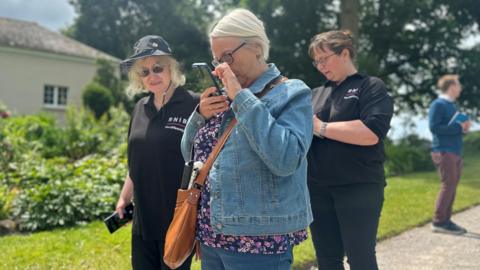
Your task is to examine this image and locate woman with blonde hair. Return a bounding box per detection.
[181,8,313,270]
[116,35,198,270]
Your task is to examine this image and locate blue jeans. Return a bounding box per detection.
[200,243,293,270]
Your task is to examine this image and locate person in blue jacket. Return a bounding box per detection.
[181,8,313,270]
[429,74,471,235]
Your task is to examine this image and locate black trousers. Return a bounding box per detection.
[132,234,193,270]
[308,182,384,270]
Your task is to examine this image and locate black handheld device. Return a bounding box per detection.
[192,62,223,96]
[180,161,194,189]
[104,202,134,234]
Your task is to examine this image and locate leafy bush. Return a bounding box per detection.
[0,100,11,118]
[0,107,129,161]
[464,131,480,156]
[82,82,114,118]
[11,154,126,231]
[0,185,16,220]
[0,106,130,231]
[385,134,435,176]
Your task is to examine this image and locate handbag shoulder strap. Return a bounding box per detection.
[193,118,237,187]
[255,75,288,99]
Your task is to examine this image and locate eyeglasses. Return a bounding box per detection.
[138,64,165,78]
[312,53,336,67]
[212,42,247,67]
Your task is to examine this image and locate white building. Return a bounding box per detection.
[0,17,120,119]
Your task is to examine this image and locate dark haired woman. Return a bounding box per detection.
[307,30,394,270]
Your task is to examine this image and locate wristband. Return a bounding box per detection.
[319,122,328,138]
[315,122,328,138]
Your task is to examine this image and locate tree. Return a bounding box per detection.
[240,0,335,87]
[90,59,137,112]
[67,0,480,117]
[67,0,211,68]
[67,0,225,93]
[340,0,359,42]
[240,0,480,117]
[358,0,480,116]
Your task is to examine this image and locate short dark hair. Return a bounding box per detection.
[308,30,355,59]
[437,74,459,93]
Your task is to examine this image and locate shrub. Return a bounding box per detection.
[0,109,104,160]
[62,107,104,159]
[11,154,126,231]
[464,130,480,156]
[0,100,11,118]
[82,82,114,118]
[385,134,435,176]
[0,106,130,231]
[0,185,16,220]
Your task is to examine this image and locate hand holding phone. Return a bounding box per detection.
[193,62,229,119]
[198,87,229,119]
[104,202,134,234]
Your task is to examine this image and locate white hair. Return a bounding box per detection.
[210,8,270,61]
[125,56,185,97]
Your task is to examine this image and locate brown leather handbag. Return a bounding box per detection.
[163,119,237,269]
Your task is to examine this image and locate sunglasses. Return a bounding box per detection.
[137,64,166,78]
[212,42,247,67]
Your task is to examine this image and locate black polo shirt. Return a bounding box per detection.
[307,73,393,186]
[127,87,199,240]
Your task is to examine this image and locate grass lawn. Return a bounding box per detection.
[1,155,479,270]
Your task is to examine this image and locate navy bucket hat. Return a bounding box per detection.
[120,35,172,74]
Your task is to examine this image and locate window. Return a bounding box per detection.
[57,87,68,106]
[43,85,68,108]
[44,85,55,104]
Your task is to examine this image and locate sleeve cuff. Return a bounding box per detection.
[190,105,206,127]
[361,119,386,140]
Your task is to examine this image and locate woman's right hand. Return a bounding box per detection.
[461,120,471,133]
[115,197,128,219]
[199,87,229,119]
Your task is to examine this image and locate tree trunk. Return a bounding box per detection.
[340,0,360,42]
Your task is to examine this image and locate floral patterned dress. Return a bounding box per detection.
[192,112,308,254]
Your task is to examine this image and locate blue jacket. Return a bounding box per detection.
[428,97,463,155]
[181,64,313,236]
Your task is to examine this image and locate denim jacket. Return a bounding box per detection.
[181,64,313,236]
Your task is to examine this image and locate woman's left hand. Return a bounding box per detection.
[213,63,242,100]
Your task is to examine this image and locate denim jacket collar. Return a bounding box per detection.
[247,63,281,95]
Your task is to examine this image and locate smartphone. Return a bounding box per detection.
[104,203,134,234]
[192,62,223,96]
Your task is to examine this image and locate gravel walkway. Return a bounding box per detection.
[309,205,480,270]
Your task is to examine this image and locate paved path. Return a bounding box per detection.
[309,205,480,270]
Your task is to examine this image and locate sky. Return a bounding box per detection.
[0,0,75,31]
[0,0,478,140]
